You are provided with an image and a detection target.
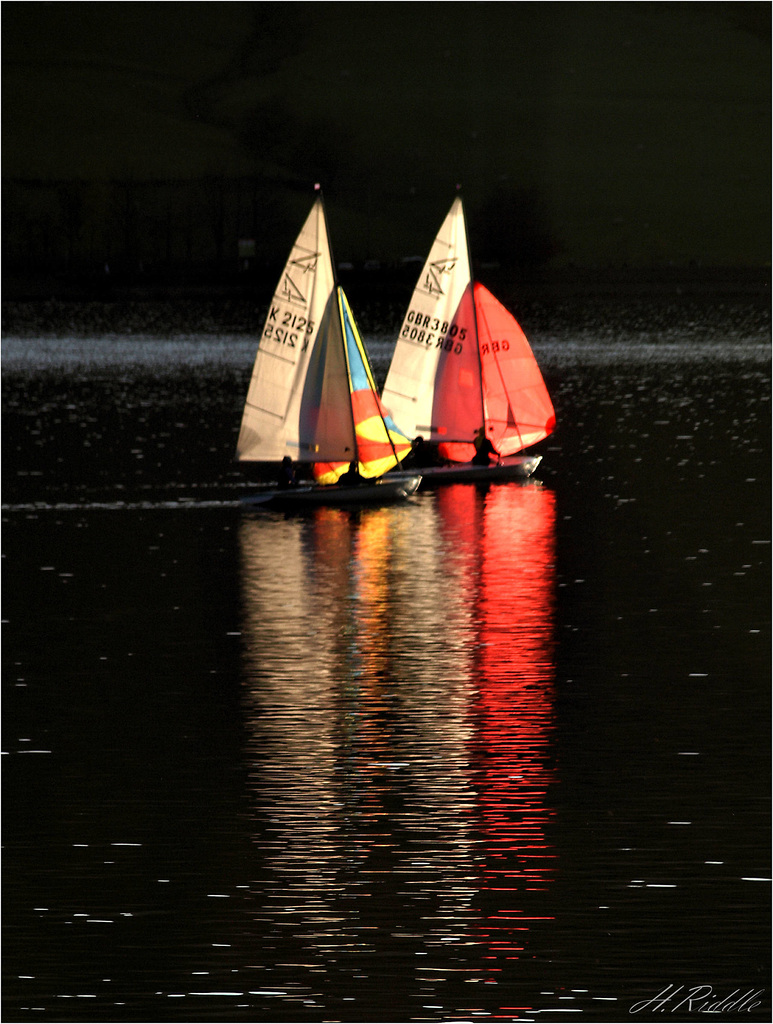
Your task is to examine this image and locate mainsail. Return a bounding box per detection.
[381,196,555,462]
[236,196,412,482]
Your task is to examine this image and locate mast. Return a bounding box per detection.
[315,183,337,285]
[458,189,488,439]
[317,184,361,467]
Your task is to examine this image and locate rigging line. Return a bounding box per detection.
[348,290,402,468]
[337,286,360,467]
[474,288,525,451]
[379,396,402,468]
[340,285,402,472]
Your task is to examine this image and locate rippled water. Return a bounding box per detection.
[2,295,770,1021]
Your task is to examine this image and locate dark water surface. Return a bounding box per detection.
[2,294,770,1022]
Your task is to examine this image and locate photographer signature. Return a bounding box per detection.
[630,984,765,1014]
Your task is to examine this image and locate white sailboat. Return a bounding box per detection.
[381,195,555,484]
[236,191,420,508]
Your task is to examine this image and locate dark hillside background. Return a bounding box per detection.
[2,1,770,301]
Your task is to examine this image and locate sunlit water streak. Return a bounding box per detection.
[2,330,769,375]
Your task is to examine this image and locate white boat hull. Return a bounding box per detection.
[415,454,542,486]
[241,472,422,510]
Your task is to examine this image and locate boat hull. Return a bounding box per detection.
[241,472,422,510]
[415,454,542,486]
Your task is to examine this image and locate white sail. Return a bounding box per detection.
[236,198,350,463]
[381,196,478,444]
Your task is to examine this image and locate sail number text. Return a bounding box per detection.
[480,339,510,355]
[263,306,315,349]
[403,309,467,354]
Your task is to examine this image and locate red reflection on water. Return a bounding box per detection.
[239,487,557,1010]
[436,484,557,971]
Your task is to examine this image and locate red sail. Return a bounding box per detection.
[476,283,555,457]
[439,284,555,463]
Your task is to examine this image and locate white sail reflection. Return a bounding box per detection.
[239,512,348,944]
[374,498,482,939]
[238,486,556,1010]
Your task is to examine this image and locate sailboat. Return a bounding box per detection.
[236,191,420,508]
[381,195,555,484]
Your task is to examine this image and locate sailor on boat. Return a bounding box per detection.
[278,455,298,488]
[410,436,442,468]
[338,461,363,486]
[472,426,500,466]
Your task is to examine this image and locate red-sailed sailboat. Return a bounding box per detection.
[381,195,555,484]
